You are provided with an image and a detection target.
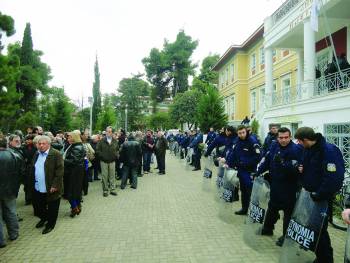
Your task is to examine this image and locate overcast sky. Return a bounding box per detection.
[0,0,284,104]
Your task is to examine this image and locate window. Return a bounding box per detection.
[251,91,257,114]
[225,67,229,85]
[324,123,350,172]
[221,72,225,88]
[230,63,235,82]
[260,48,265,65]
[230,96,235,120]
[282,77,291,103]
[251,53,256,75]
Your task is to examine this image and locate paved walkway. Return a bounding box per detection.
[0,153,347,262]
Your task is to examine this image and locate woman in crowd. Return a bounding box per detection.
[63,131,86,217]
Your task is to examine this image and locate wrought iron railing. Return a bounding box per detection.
[267,85,303,107]
[315,68,350,96]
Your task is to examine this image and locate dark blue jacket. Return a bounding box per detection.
[301,134,344,201]
[181,135,191,148]
[263,132,277,153]
[189,133,203,156]
[227,134,262,187]
[257,141,303,207]
[205,131,217,145]
[205,133,226,157]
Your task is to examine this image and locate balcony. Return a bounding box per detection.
[264,68,350,108]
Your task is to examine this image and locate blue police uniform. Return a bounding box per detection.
[205,131,217,145]
[257,141,303,237]
[263,132,277,154]
[227,133,262,212]
[205,133,226,157]
[189,133,203,170]
[301,134,344,263]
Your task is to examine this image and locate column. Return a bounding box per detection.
[296,49,304,99]
[303,18,316,98]
[265,47,274,107]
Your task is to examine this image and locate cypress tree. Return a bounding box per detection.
[92,55,102,131]
[20,23,33,66]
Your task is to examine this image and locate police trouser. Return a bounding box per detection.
[263,202,294,236]
[315,214,333,263]
[193,154,201,169]
[239,177,252,212]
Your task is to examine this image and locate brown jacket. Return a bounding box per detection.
[32,147,64,202]
[96,137,119,163]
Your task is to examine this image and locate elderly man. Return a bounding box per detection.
[155,131,168,175]
[0,137,21,248]
[32,135,64,235]
[96,126,119,197]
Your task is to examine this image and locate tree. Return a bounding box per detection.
[147,112,172,130]
[143,30,198,102]
[169,89,201,129]
[51,88,73,132]
[96,94,116,131]
[117,75,151,131]
[0,11,15,50]
[192,54,220,93]
[20,23,33,66]
[196,86,227,132]
[92,56,102,131]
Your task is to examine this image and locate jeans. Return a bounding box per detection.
[0,198,19,245]
[121,166,137,189]
[32,190,61,228]
[143,152,152,172]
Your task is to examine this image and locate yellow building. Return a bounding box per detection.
[213,25,299,129]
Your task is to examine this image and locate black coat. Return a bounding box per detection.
[64,143,86,200]
[120,139,142,167]
[0,149,21,199]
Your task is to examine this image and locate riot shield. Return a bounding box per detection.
[279,189,328,263]
[185,148,193,171]
[203,155,214,178]
[218,168,239,224]
[243,176,270,249]
[345,227,350,263]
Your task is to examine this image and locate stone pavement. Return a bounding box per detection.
[0,153,347,263]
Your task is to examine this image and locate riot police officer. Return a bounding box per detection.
[262,124,278,154]
[189,130,203,171]
[227,125,262,215]
[205,127,217,145]
[204,127,226,159]
[295,127,344,263]
[257,127,303,246]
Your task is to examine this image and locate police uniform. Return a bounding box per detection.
[189,133,203,170]
[257,141,303,239]
[205,131,217,145]
[227,133,262,213]
[301,134,344,263]
[204,133,226,157]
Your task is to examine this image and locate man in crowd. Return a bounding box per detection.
[205,127,216,146]
[142,130,154,174]
[22,134,37,205]
[90,135,101,181]
[257,127,302,246]
[119,133,142,189]
[227,125,261,215]
[155,131,168,175]
[262,124,278,153]
[32,135,64,235]
[0,137,21,248]
[295,127,344,263]
[189,129,203,171]
[96,126,119,197]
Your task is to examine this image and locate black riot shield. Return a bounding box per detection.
[203,155,214,178]
[345,227,350,263]
[243,176,270,248]
[279,189,328,263]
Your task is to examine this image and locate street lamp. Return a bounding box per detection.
[88,96,94,136]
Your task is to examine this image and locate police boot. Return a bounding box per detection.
[234,209,247,215]
[261,227,273,236]
[275,236,284,246]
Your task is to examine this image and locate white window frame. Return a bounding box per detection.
[281,75,291,103]
[251,53,256,73]
[260,48,265,65]
[230,63,235,82]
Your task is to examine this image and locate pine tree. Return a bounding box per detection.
[92,55,102,131]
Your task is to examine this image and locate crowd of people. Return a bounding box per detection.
[0,126,169,247]
[169,124,347,263]
[1,123,349,263]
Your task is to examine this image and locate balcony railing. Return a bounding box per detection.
[315,68,350,96]
[268,85,303,107]
[272,0,301,26]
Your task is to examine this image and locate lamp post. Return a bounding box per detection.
[88,96,94,136]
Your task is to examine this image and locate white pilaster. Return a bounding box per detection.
[303,18,316,98]
[265,47,274,107]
